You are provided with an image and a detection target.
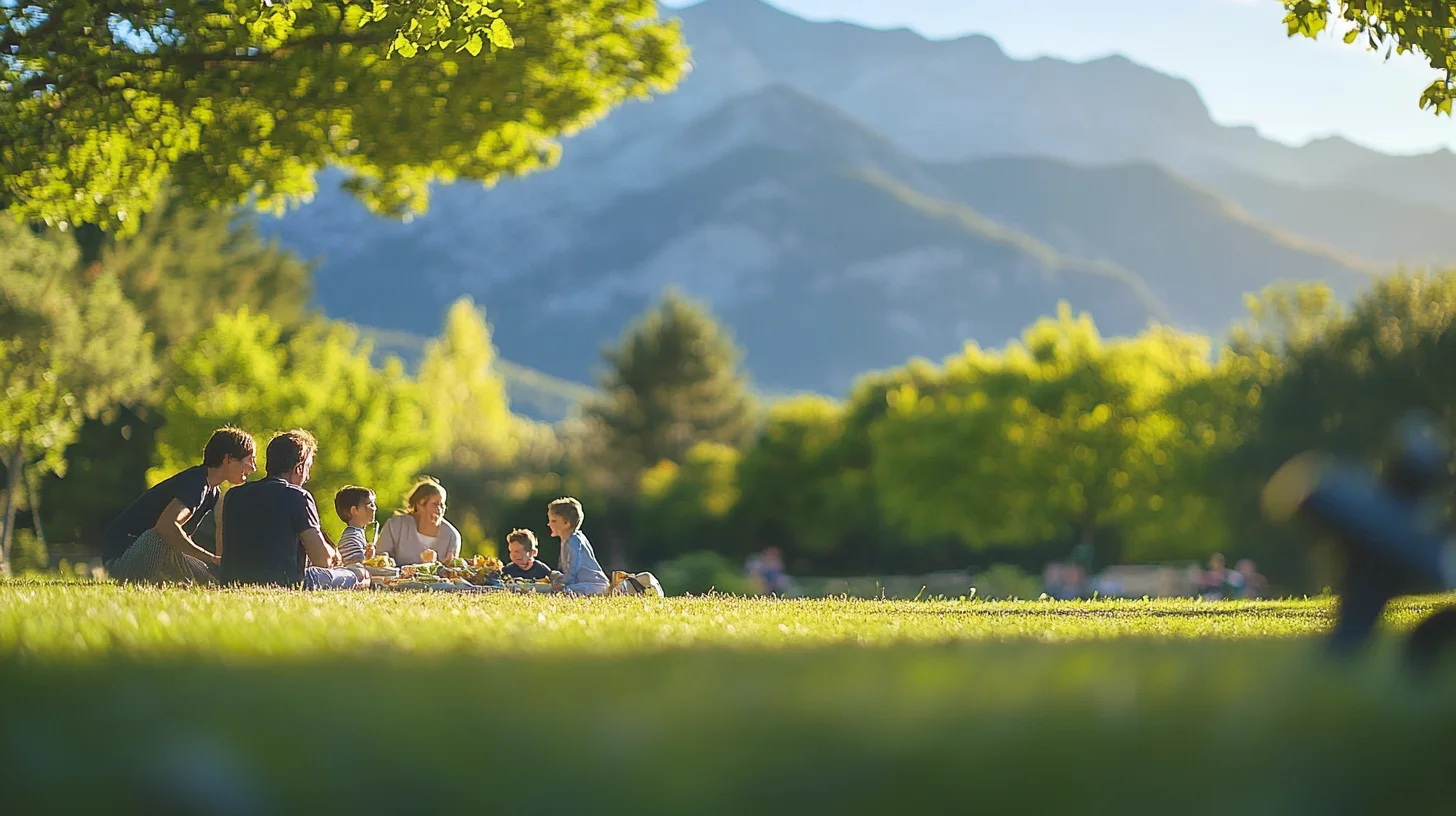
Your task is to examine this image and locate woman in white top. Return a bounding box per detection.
[375,477,462,565]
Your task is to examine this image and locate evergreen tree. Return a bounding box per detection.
[586,290,756,481]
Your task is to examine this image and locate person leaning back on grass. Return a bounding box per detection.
[546,497,609,596]
[217,429,369,590]
[100,426,257,584]
[333,486,377,567]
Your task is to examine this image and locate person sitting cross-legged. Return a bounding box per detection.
[101,426,257,584]
[218,429,368,590]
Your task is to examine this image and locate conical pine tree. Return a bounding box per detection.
[587,289,756,479]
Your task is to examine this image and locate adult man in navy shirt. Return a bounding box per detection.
[102,427,256,583]
[218,428,368,590]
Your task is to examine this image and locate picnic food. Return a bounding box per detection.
[363,553,396,569]
[370,553,511,591]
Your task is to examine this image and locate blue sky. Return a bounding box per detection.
[663,0,1455,156]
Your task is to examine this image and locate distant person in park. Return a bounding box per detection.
[546,497,609,596]
[502,528,552,580]
[375,477,461,566]
[745,547,790,596]
[758,546,790,596]
[217,429,368,590]
[333,486,378,567]
[101,426,257,584]
[1234,559,1268,600]
[745,551,766,594]
[1198,553,1236,600]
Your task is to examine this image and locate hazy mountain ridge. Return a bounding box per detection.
[261,0,1456,396]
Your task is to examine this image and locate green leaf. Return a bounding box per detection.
[488,17,514,49]
[464,32,483,56]
[393,33,418,58]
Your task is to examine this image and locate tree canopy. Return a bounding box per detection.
[1,0,687,232]
[1284,1,1456,113]
[872,305,1223,559]
[417,296,517,469]
[0,219,155,572]
[95,190,315,351]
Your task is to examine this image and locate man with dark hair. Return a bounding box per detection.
[218,429,367,590]
[102,426,256,584]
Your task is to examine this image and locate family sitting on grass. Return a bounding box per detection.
[101,426,618,594]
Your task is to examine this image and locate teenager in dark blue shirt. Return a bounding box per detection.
[102,427,256,583]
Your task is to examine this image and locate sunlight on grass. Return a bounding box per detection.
[2,582,1453,814]
[2,581,1452,661]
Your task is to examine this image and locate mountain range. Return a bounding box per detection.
[259,0,1456,397]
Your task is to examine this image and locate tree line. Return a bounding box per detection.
[6,199,1456,589]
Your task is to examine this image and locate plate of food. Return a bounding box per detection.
[362,553,400,579]
[500,576,556,593]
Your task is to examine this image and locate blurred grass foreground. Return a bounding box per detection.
[2,582,1454,815]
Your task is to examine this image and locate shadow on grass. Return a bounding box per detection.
[2,640,1454,815]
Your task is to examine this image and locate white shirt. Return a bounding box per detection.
[375,513,461,565]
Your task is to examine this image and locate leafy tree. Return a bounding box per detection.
[413,296,576,550]
[151,308,432,540]
[1228,283,1345,364]
[1,1,687,232]
[872,304,1221,560]
[93,192,314,351]
[1181,283,1350,579]
[37,194,316,551]
[1219,271,1456,585]
[417,296,516,469]
[1282,2,1456,113]
[36,406,157,549]
[586,290,756,479]
[733,395,865,561]
[634,441,740,564]
[0,222,155,573]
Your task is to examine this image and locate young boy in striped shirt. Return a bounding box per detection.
[334,486,377,566]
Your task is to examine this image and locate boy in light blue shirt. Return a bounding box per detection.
[546,497,609,596]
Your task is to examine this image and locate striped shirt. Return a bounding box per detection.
[338,526,368,565]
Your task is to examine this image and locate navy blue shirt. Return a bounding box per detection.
[218,476,321,587]
[101,465,218,562]
[502,559,552,580]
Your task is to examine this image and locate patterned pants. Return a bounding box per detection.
[104,530,217,585]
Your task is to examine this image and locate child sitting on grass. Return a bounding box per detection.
[546,497,609,596]
[502,528,552,580]
[333,486,377,567]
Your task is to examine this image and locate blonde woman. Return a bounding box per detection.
[376,478,462,565]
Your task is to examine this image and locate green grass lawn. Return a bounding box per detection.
[2,582,1454,815]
